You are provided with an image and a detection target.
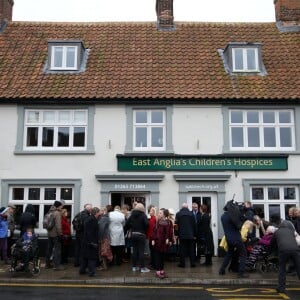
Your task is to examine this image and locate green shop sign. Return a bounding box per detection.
[117,155,288,171]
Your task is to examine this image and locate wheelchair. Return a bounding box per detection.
[9,240,41,276]
[253,249,279,273]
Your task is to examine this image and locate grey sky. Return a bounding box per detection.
[13,0,276,23]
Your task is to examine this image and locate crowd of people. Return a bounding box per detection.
[219,201,300,293]
[69,201,214,278]
[0,199,299,291]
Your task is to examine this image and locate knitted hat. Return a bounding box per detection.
[54,200,65,208]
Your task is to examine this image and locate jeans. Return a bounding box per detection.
[46,236,62,268]
[219,239,247,275]
[131,232,146,268]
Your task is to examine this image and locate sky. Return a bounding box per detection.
[13,0,276,23]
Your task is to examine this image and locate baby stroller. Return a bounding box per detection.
[10,231,41,276]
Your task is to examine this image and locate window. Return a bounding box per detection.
[133,110,166,151]
[250,186,298,222]
[9,186,74,233]
[46,40,89,73]
[219,42,266,75]
[229,109,295,151]
[51,46,78,70]
[232,48,258,72]
[24,109,87,150]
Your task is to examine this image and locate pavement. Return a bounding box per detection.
[0,256,298,286]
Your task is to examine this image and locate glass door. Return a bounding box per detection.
[187,193,218,256]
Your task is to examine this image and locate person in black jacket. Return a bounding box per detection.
[72,203,92,267]
[198,204,214,266]
[19,204,36,236]
[79,207,101,277]
[219,202,248,278]
[175,203,197,268]
[271,220,300,294]
[124,203,149,273]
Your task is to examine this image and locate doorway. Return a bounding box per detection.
[187,193,218,256]
[110,192,150,211]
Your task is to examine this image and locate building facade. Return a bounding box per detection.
[0,0,299,254]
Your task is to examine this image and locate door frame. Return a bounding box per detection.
[187,192,218,256]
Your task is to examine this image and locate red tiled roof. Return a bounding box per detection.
[0,21,299,101]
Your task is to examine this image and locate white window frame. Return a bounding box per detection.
[232,47,259,72]
[23,109,88,151]
[229,109,295,151]
[9,185,74,234]
[133,109,166,151]
[250,185,299,221]
[50,45,78,70]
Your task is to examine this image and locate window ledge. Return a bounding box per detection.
[14,150,95,155]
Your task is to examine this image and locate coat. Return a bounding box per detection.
[175,207,196,240]
[152,219,174,253]
[19,204,36,235]
[46,206,62,238]
[197,212,214,255]
[221,211,242,245]
[0,214,8,238]
[124,209,149,235]
[82,214,99,260]
[109,209,125,246]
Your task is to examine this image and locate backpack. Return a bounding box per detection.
[43,212,55,230]
[72,212,84,232]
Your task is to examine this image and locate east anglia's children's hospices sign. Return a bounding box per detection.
[117,155,288,171]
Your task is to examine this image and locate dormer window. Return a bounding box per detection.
[51,46,78,70]
[46,40,89,73]
[232,47,259,72]
[219,42,267,76]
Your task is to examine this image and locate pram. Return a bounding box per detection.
[9,232,41,276]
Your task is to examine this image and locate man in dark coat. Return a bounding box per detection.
[219,202,248,278]
[271,220,300,294]
[175,203,197,268]
[72,203,92,267]
[79,207,101,277]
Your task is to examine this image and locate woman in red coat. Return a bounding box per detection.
[61,208,72,264]
[151,208,174,279]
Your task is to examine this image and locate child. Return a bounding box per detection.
[151,208,174,279]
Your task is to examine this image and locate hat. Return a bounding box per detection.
[54,200,65,208]
[8,203,16,209]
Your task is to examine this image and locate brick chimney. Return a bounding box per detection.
[274,0,300,31]
[0,0,14,30]
[156,0,175,30]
